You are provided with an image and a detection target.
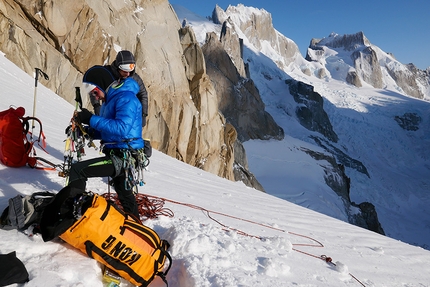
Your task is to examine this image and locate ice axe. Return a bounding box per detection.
[31,68,49,137]
[75,86,83,110]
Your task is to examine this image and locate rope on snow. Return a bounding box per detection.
[104,191,366,286]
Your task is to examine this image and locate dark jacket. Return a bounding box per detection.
[105,60,148,120]
[89,77,144,150]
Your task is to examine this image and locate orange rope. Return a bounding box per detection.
[101,192,174,220]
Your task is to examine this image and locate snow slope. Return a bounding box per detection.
[1,48,430,286]
[173,4,430,251]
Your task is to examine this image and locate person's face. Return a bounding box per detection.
[118,69,131,79]
[90,87,105,101]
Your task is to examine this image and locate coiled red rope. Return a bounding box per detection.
[101,192,174,220]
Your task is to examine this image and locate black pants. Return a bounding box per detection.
[67,155,139,218]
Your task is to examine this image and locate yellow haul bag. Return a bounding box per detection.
[59,194,171,286]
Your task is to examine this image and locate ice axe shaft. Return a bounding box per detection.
[75,86,83,110]
[31,68,49,137]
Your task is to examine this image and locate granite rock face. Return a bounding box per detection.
[0,0,242,182]
[202,31,284,142]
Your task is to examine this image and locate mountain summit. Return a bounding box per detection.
[306,31,430,99]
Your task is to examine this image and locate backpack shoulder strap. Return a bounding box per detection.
[7,195,27,230]
[22,116,46,148]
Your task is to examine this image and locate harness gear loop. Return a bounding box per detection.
[106,143,149,192]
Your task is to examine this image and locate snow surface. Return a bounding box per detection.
[1,48,430,286]
[173,4,430,252]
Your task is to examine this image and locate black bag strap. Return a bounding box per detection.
[156,240,172,285]
[39,186,86,242]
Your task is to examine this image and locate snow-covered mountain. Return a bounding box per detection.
[1,49,430,287]
[306,31,430,100]
[173,4,430,251]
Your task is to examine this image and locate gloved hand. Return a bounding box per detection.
[90,92,101,115]
[77,108,93,125]
[84,126,96,138]
[93,103,101,116]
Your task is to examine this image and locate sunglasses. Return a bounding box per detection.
[90,87,100,98]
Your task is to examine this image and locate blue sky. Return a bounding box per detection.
[170,0,430,70]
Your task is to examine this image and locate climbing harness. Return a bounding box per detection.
[117,147,149,191]
[102,138,150,193]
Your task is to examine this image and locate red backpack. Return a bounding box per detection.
[0,106,47,168]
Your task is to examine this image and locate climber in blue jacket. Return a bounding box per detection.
[68,65,144,218]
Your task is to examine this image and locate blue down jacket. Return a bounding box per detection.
[89,77,144,150]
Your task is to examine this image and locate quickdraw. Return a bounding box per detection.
[123,147,149,191]
[106,147,149,193]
